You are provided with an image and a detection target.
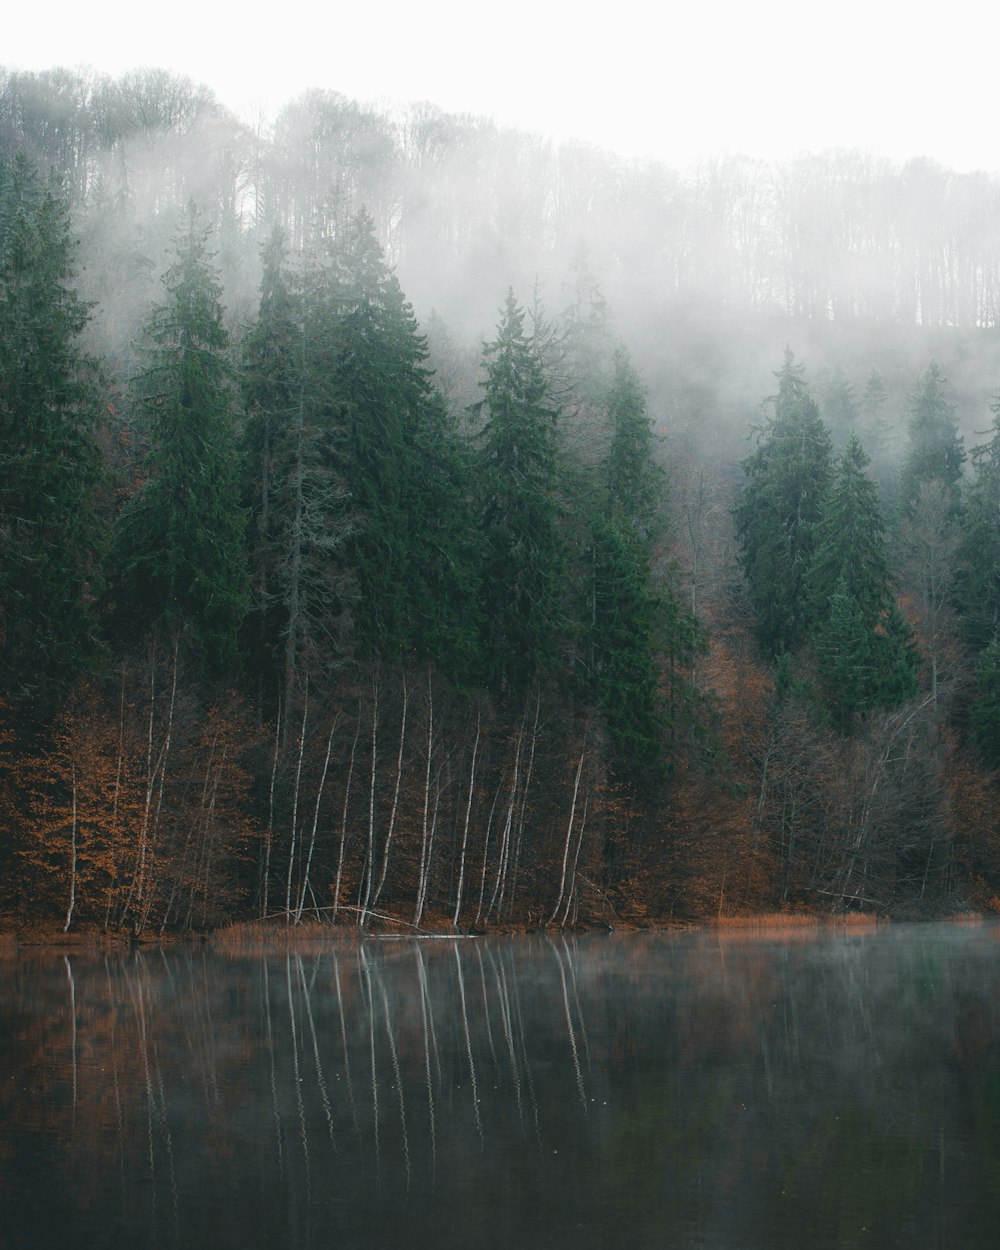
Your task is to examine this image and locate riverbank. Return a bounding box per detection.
[2,906,990,956]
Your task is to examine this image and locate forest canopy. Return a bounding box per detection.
[3,65,1000,935]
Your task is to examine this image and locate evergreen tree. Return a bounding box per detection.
[328,209,479,674]
[734,353,834,657]
[589,349,667,772]
[474,290,564,695]
[819,362,859,446]
[859,367,891,461]
[604,347,662,535]
[560,247,614,411]
[768,344,809,417]
[111,203,248,678]
[957,393,1000,650]
[805,434,916,729]
[242,227,354,710]
[0,155,104,708]
[811,577,872,734]
[971,639,1000,767]
[900,361,965,513]
[806,434,894,625]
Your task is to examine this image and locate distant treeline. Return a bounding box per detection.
[3,65,1000,334]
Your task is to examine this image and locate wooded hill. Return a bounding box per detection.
[2,65,1000,934]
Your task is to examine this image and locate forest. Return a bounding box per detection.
[3,64,1000,935]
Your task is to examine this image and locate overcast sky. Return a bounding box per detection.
[6,0,997,173]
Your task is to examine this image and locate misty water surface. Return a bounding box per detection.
[2,925,1000,1249]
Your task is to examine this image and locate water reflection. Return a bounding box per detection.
[3,926,1000,1249]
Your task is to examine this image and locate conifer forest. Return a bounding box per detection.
[5,65,1000,934]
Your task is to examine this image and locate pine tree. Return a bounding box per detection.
[806,434,894,626]
[819,362,859,446]
[971,639,1000,767]
[111,203,248,678]
[734,352,834,657]
[811,577,872,733]
[474,290,565,695]
[805,434,916,729]
[328,209,479,673]
[589,349,666,772]
[0,155,104,709]
[768,344,809,417]
[859,367,891,462]
[604,347,662,535]
[900,361,965,513]
[957,393,1000,650]
[242,227,355,710]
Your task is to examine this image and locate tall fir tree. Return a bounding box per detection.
[327,209,479,674]
[859,367,891,460]
[734,352,834,657]
[0,155,104,709]
[805,434,916,730]
[970,639,1000,767]
[111,203,248,678]
[957,393,1000,651]
[474,290,565,696]
[242,227,354,711]
[819,362,859,447]
[900,361,965,514]
[589,349,666,772]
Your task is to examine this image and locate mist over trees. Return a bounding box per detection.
[4,63,1000,932]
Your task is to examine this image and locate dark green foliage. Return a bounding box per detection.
[590,352,661,767]
[806,434,894,625]
[0,154,104,708]
[806,435,916,730]
[328,209,480,674]
[957,394,1000,651]
[588,348,704,776]
[242,228,355,705]
[900,362,965,513]
[111,203,248,678]
[474,290,565,695]
[971,639,1000,767]
[811,578,872,733]
[589,509,663,770]
[605,347,663,535]
[734,352,835,657]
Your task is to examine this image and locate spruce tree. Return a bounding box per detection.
[900,361,965,513]
[805,434,916,729]
[589,349,665,771]
[328,209,479,673]
[859,367,891,462]
[971,639,1000,767]
[819,363,859,446]
[604,347,662,535]
[242,227,354,709]
[111,203,247,678]
[957,393,1000,650]
[474,290,564,695]
[0,155,104,708]
[734,353,834,657]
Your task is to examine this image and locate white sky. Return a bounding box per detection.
[6,0,999,173]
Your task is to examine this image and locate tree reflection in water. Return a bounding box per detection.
[2,926,1000,1249]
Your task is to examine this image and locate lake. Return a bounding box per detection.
[2,924,1000,1249]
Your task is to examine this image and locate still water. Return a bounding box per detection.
[2,925,1000,1249]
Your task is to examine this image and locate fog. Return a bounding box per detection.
[8,1,998,173]
[6,63,1000,925]
[7,65,997,469]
